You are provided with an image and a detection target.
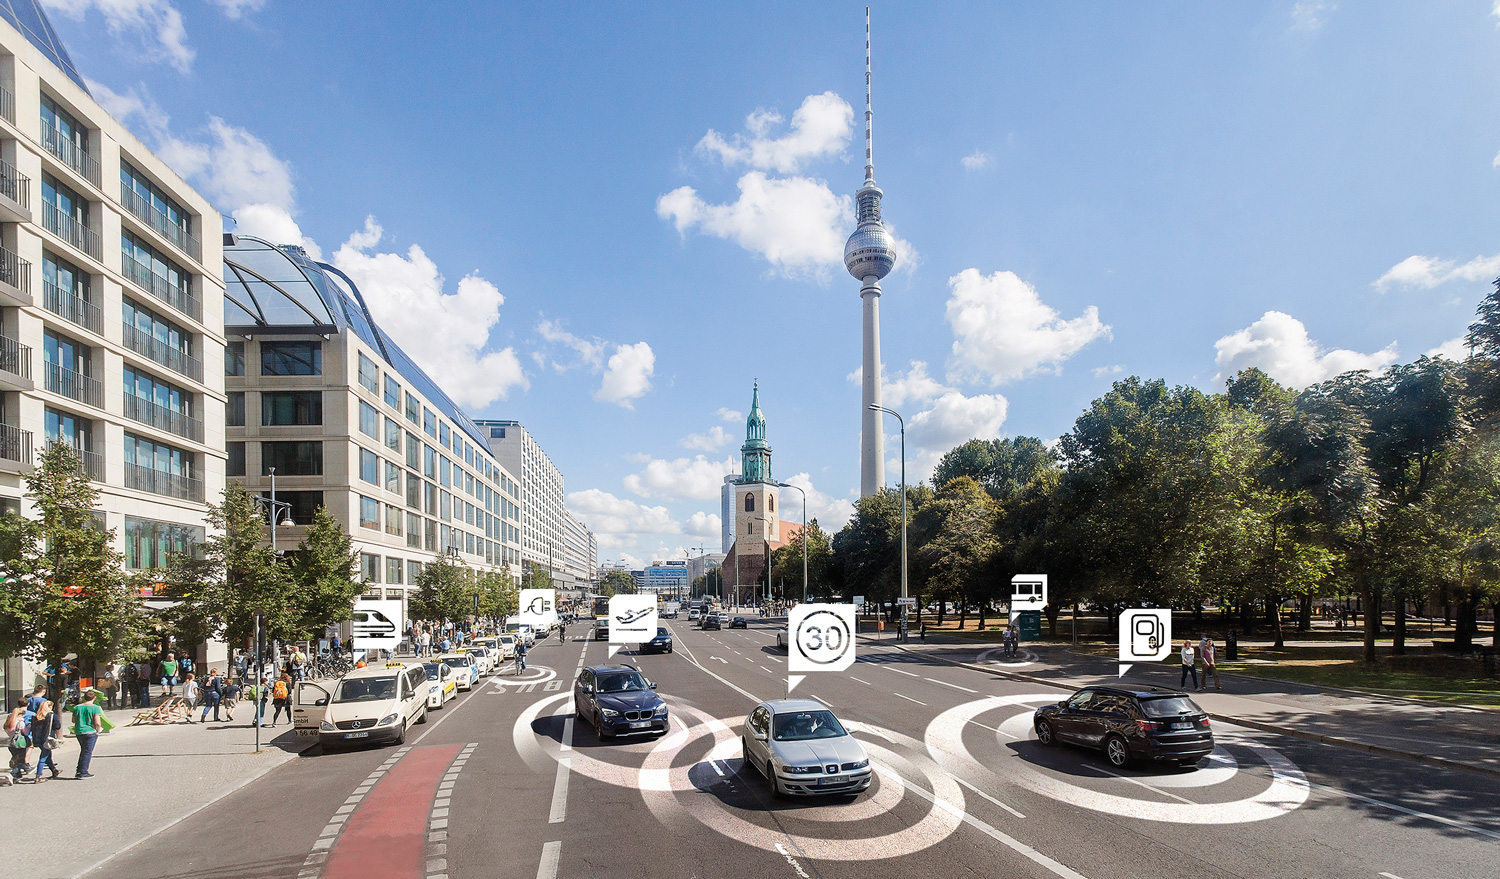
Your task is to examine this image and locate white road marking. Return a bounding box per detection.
[1379,873,1405,879]
[896,774,1090,879]
[1306,779,1500,841]
[850,676,873,686]
[894,693,927,705]
[926,677,978,693]
[889,667,921,677]
[535,840,561,879]
[774,842,813,879]
[951,773,1026,818]
[710,760,726,777]
[759,665,773,673]
[548,757,572,823]
[1089,766,1195,805]
[713,656,729,664]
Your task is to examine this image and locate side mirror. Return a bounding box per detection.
[315,697,328,707]
[583,685,593,694]
[752,730,767,741]
[649,682,657,689]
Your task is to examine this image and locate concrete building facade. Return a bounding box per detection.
[474,419,566,578]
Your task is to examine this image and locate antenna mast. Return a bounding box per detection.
[864,6,874,184]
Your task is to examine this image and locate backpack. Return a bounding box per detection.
[273,680,288,700]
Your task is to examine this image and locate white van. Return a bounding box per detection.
[295,661,428,748]
[504,621,537,646]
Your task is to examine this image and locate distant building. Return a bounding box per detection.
[643,560,688,597]
[720,384,800,603]
[561,510,596,587]
[686,552,725,585]
[720,474,736,552]
[474,419,565,576]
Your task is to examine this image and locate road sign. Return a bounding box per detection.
[1119,608,1171,662]
[896,597,917,606]
[788,604,857,674]
[351,599,403,651]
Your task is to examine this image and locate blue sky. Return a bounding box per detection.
[44,1,1500,565]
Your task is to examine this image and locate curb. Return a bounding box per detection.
[870,638,1500,783]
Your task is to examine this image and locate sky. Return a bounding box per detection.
[41,0,1500,567]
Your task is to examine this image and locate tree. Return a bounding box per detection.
[286,505,362,639]
[934,437,1056,501]
[410,555,475,622]
[598,569,635,596]
[476,569,518,620]
[832,485,932,617]
[769,519,834,600]
[524,562,554,591]
[914,477,998,629]
[0,442,149,696]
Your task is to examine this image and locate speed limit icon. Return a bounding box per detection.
[788,604,857,673]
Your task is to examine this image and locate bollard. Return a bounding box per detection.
[1226,630,1238,661]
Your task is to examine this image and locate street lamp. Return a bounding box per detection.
[868,404,908,643]
[250,466,296,555]
[777,481,808,603]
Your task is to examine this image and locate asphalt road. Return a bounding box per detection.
[85,617,1500,879]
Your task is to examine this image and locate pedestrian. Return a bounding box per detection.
[98,663,118,710]
[159,653,179,696]
[136,659,153,708]
[270,674,292,727]
[71,690,103,779]
[30,699,60,781]
[4,698,30,784]
[419,630,431,657]
[290,648,306,682]
[232,649,248,685]
[329,634,341,655]
[25,685,45,720]
[201,669,224,723]
[920,622,927,641]
[122,660,139,709]
[1199,635,1221,691]
[1180,639,1198,690]
[179,654,194,679]
[221,677,241,721]
[181,673,199,722]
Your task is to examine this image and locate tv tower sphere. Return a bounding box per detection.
[843,191,897,282]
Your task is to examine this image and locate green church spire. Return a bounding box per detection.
[740,382,773,484]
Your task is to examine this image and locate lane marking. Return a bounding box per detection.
[850,676,872,686]
[951,773,1026,819]
[549,703,575,824]
[1379,873,1405,879]
[1089,765,1195,805]
[774,842,813,879]
[535,841,561,879]
[926,677,978,693]
[889,667,921,677]
[322,745,463,879]
[896,774,1090,879]
[759,665,774,674]
[894,693,927,706]
[1306,779,1500,841]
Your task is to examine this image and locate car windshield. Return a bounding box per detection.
[422,664,441,678]
[596,672,649,693]
[656,628,669,637]
[773,710,848,741]
[443,657,470,668]
[1141,696,1201,717]
[333,676,397,703]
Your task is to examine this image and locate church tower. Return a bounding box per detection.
[734,383,779,544]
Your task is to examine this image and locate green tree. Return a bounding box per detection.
[832,485,932,617]
[524,562,554,591]
[410,556,475,622]
[598,569,635,596]
[476,569,518,619]
[934,437,1056,501]
[286,505,362,639]
[0,442,148,695]
[769,519,834,600]
[914,477,998,629]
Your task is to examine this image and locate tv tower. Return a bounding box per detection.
[844,6,897,498]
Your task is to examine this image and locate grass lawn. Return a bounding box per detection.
[1215,646,1500,707]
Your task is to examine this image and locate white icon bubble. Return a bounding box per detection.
[1119,609,1172,662]
[788,604,857,673]
[609,594,659,644]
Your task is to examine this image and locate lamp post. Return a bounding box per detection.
[777,481,808,603]
[251,466,297,554]
[248,467,295,750]
[868,405,908,643]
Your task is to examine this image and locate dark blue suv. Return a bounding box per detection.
[641,626,673,654]
[574,665,668,739]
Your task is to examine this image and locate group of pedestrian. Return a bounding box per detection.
[3,686,104,784]
[1178,635,1222,692]
[1001,623,1021,657]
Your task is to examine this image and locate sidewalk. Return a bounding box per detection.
[1,696,304,879]
[867,634,1500,780]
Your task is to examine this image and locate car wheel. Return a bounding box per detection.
[393,719,406,746]
[1035,719,1056,746]
[594,714,608,740]
[1104,735,1130,768]
[417,707,428,725]
[668,646,673,653]
[765,759,786,799]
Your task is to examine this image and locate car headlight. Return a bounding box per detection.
[599,708,620,718]
[847,759,869,769]
[319,721,335,732]
[654,704,669,716]
[378,713,400,726]
[782,764,820,774]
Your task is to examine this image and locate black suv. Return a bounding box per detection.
[701,614,721,630]
[1033,686,1212,769]
[641,626,673,654]
[574,665,668,739]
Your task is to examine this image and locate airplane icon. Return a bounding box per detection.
[615,608,652,624]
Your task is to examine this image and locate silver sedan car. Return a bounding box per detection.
[741,699,872,797]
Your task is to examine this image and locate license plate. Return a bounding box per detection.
[344,731,369,739]
[295,729,315,737]
[630,721,652,729]
[1171,722,1193,730]
[818,776,840,785]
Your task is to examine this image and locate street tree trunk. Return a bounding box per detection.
[1393,601,1406,655]
[1359,585,1378,662]
[1298,594,1313,632]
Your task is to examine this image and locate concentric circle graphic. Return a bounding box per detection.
[926,694,1310,824]
[492,666,557,687]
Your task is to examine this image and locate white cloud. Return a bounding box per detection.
[908,391,1009,458]
[1092,364,1125,377]
[1289,1,1336,32]
[697,92,853,173]
[717,407,743,423]
[945,268,1111,385]
[567,489,681,550]
[883,360,949,409]
[1426,336,1469,360]
[778,473,856,531]
[1374,253,1500,291]
[1492,148,1500,169]
[684,511,723,539]
[961,150,991,170]
[208,0,265,18]
[46,0,193,71]
[1213,310,1398,388]
[623,454,735,502]
[536,320,606,371]
[332,217,527,408]
[680,425,731,452]
[596,342,656,408]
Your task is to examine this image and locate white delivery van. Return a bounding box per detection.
[295,661,428,749]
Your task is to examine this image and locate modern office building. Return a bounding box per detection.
[474,419,566,576]
[561,509,596,587]
[222,236,522,605]
[0,2,227,705]
[686,552,725,585]
[720,473,737,553]
[642,560,688,597]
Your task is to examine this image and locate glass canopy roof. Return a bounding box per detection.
[0,0,89,94]
[224,236,496,454]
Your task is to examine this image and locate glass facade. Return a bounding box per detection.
[124,517,203,570]
[359,497,379,531]
[359,447,378,484]
[359,400,378,438]
[357,351,378,393]
[262,391,321,425]
[261,341,321,376]
[262,441,321,475]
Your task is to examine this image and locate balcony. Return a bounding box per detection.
[0,83,12,124]
[71,445,103,481]
[39,125,101,188]
[43,281,101,335]
[0,156,30,223]
[121,253,200,322]
[123,391,204,443]
[0,423,32,471]
[120,184,201,264]
[0,333,32,391]
[42,201,101,260]
[121,323,203,382]
[43,361,103,408]
[124,462,203,502]
[0,245,29,308]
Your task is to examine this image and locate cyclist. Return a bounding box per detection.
[514,637,528,674]
[558,622,567,644]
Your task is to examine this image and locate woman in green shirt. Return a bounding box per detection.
[159,654,179,696]
[71,691,103,778]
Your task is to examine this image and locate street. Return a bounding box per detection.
[86,618,1499,879]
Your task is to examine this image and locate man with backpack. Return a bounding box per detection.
[121,661,139,709]
[200,669,225,723]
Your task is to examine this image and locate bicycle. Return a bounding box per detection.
[513,652,527,675]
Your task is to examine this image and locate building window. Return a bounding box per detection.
[226,392,245,427]
[384,417,401,453]
[439,422,450,447]
[405,431,420,469]
[121,161,192,246]
[386,556,403,585]
[227,441,245,476]
[408,559,422,583]
[440,455,450,488]
[123,517,203,570]
[405,392,420,423]
[423,444,436,479]
[359,448,379,484]
[386,504,402,536]
[467,532,475,556]
[424,518,437,551]
[225,341,244,376]
[440,490,451,522]
[769,495,775,512]
[359,497,380,531]
[265,491,322,524]
[406,513,421,548]
[405,475,420,509]
[747,522,753,534]
[262,441,322,475]
[424,481,438,515]
[384,374,401,409]
[359,400,378,438]
[490,427,504,438]
[261,341,322,376]
[121,230,190,305]
[360,552,380,581]
[357,351,379,393]
[262,391,321,426]
[423,408,436,437]
[123,433,191,478]
[745,495,754,512]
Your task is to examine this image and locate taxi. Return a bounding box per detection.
[423,660,458,708]
[460,645,494,676]
[294,661,428,749]
[439,653,480,690]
